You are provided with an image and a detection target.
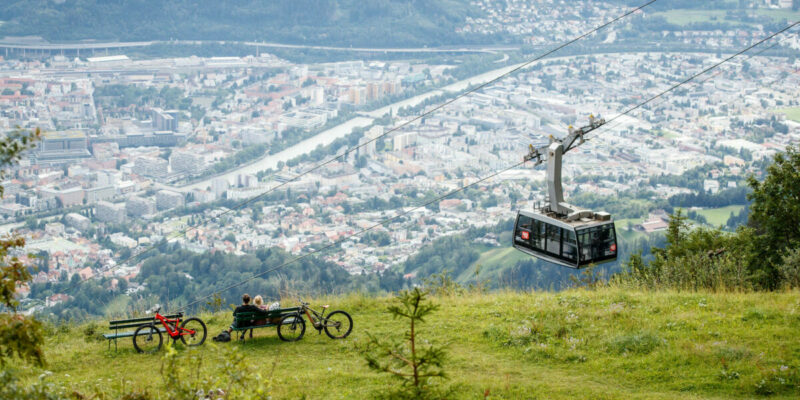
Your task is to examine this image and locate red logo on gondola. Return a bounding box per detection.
[610,244,617,252]
[521,231,530,240]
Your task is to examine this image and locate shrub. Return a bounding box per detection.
[422,269,463,297]
[616,210,759,291]
[0,369,66,400]
[82,322,103,342]
[160,343,272,400]
[753,365,799,396]
[778,248,800,288]
[607,332,662,355]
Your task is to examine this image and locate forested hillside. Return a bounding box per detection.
[2,0,796,48]
[33,245,406,321]
[0,0,492,46]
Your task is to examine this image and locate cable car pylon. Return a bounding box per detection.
[514,115,618,268]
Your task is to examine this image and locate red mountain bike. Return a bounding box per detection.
[133,305,207,353]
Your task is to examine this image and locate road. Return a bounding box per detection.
[0,40,155,51]
[238,41,518,54]
[0,38,519,54]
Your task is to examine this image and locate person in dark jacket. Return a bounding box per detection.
[226,294,261,336]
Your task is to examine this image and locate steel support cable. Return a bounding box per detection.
[174,19,800,313]
[109,0,658,272]
[176,160,526,311]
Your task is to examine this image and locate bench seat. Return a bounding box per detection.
[103,326,167,340]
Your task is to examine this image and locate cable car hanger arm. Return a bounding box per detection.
[523,114,606,166]
[523,114,607,219]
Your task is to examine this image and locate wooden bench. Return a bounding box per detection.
[230,307,300,342]
[104,314,182,351]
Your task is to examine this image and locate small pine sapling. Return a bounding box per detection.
[363,288,449,399]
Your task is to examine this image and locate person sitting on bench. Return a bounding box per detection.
[249,295,269,338]
[226,294,261,337]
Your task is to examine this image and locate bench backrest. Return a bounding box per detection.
[233,307,299,324]
[108,314,182,330]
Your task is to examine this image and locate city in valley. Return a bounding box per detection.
[1,2,798,315]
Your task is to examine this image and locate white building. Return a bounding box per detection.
[156,190,185,210]
[704,179,720,194]
[279,111,327,130]
[96,201,126,224]
[393,132,417,150]
[126,196,156,217]
[133,156,169,178]
[65,213,91,231]
[170,151,207,175]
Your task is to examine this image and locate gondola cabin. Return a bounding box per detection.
[513,209,617,269]
[514,115,617,269]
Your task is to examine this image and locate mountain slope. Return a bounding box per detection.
[0,0,492,47]
[23,288,800,399]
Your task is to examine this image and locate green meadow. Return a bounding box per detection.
[18,288,800,399]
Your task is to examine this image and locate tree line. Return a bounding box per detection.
[619,145,800,291]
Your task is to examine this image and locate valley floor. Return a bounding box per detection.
[23,288,800,399]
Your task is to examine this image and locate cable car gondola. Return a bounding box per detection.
[513,115,618,269]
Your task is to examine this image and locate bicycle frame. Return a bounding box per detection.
[154,312,195,338]
[296,300,344,332]
[300,303,325,328]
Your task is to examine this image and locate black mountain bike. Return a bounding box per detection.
[277,298,353,342]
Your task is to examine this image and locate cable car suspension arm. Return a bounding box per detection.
[523,115,606,218]
[523,114,605,167]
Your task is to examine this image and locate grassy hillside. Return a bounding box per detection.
[23,288,800,399]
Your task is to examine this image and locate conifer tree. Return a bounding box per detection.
[363,288,448,399]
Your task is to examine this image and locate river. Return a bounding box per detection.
[174,61,529,192]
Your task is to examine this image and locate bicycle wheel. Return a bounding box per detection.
[323,310,353,339]
[179,317,207,347]
[133,324,163,354]
[277,315,305,342]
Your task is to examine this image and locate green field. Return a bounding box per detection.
[18,289,800,399]
[778,107,800,123]
[654,10,731,25]
[615,218,650,242]
[756,9,800,21]
[653,8,800,26]
[461,246,530,282]
[663,131,680,140]
[695,205,746,227]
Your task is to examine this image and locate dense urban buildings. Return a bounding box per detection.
[3,1,799,314]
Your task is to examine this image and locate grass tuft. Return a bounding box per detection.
[607,332,663,355]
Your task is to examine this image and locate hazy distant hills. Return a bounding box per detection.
[0,0,497,46]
